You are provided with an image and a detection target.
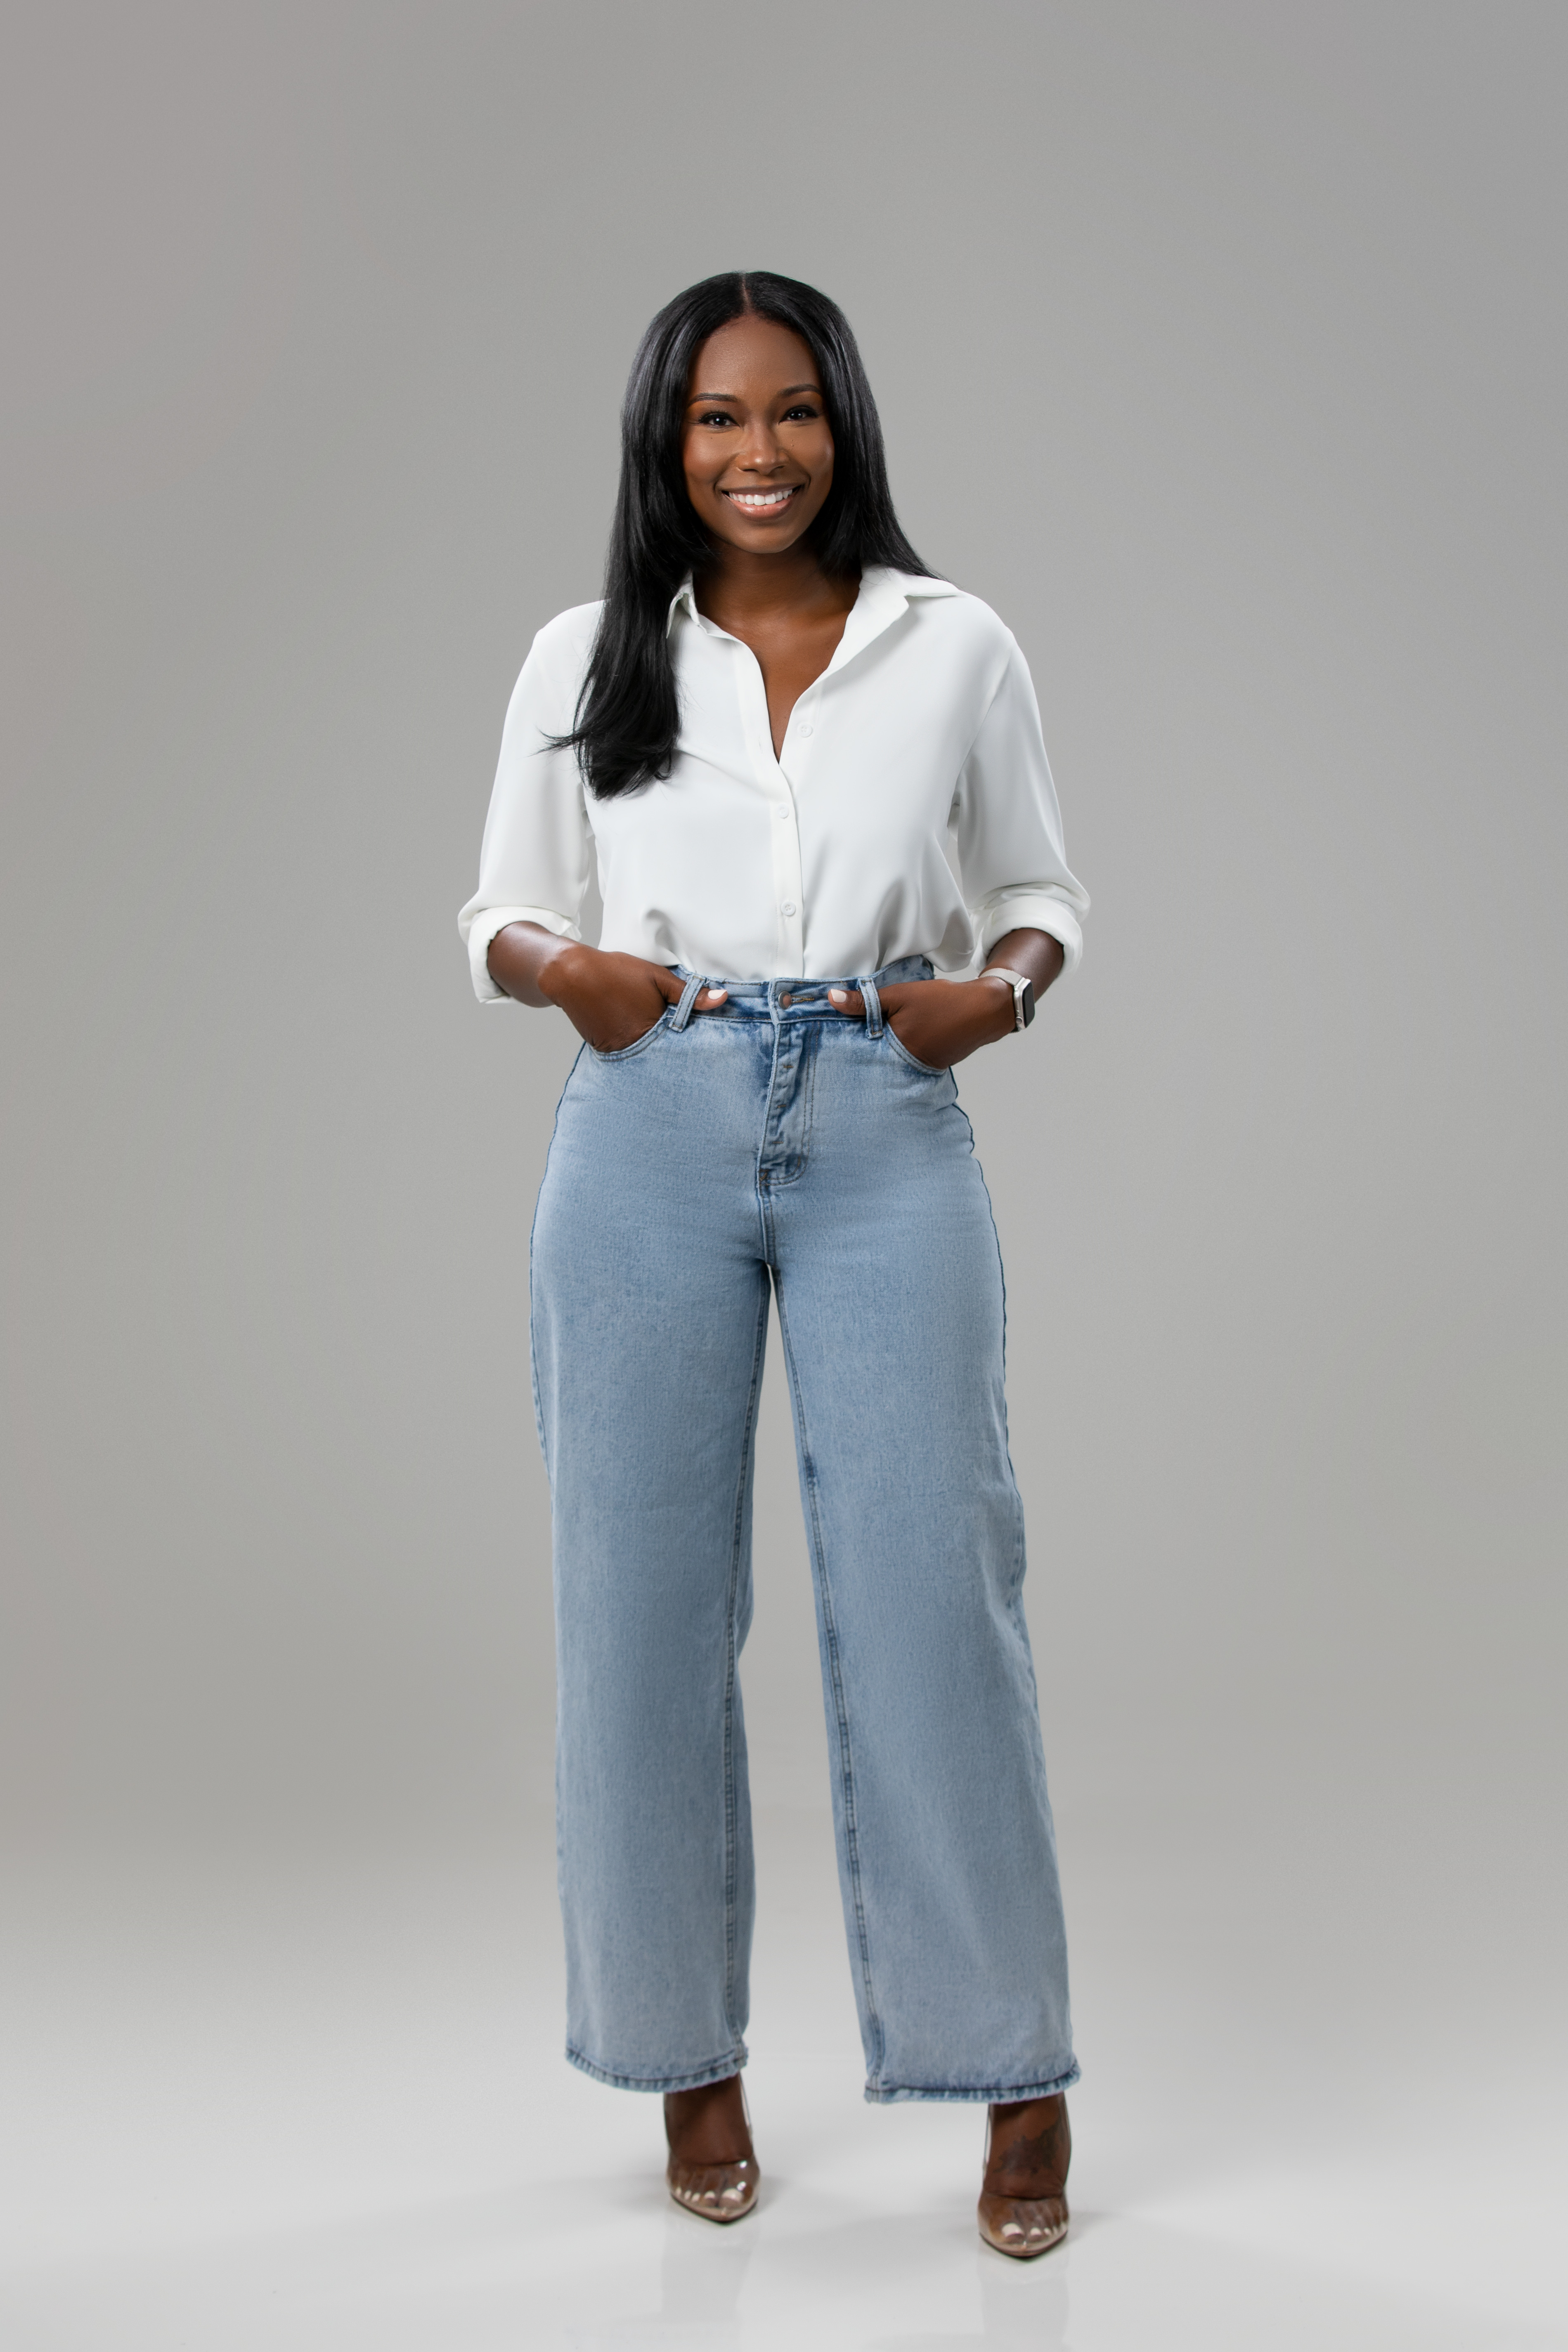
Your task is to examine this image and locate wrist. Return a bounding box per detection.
[536,937,595,1006]
[977,965,1035,1035]
[973,973,1022,1040]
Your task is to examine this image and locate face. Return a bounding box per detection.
[681,314,835,556]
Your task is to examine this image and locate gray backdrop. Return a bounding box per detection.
[3,0,1562,2015]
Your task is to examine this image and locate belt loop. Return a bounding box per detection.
[669,973,705,1032]
[857,975,883,1038]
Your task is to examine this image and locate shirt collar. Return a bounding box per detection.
[667,566,958,648]
[826,568,958,674]
[667,577,699,634]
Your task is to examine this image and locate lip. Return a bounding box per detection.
[719,484,804,515]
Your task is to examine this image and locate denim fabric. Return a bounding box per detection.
[530,957,1078,2104]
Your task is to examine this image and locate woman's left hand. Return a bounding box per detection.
[826,978,1012,1069]
[827,929,1064,1071]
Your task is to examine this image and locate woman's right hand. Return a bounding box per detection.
[487,924,726,1051]
[544,945,726,1053]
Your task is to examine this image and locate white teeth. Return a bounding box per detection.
[728,488,795,508]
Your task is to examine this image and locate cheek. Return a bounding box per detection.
[681,437,718,495]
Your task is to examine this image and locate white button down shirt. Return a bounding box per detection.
[459,568,1088,994]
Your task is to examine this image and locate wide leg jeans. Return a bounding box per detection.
[529,958,1078,2103]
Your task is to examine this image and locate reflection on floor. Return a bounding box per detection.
[1,1811,1562,2350]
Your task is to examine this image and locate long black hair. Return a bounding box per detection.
[558,272,931,800]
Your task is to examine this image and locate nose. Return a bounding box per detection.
[736,417,786,473]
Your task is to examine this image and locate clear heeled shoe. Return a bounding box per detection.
[664,2075,760,2224]
[977,2092,1070,2260]
[665,2149,760,2223]
[976,2187,1069,2259]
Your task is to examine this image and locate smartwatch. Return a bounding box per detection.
[979,966,1035,1031]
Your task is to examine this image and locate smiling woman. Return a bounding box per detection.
[457,271,1089,2262]
[683,318,853,757]
[551,273,931,804]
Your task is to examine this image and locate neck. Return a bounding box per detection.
[694,538,857,628]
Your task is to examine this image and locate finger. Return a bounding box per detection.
[654,972,730,1009]
[827,987,864,1016]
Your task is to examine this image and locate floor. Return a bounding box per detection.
[2,1809,1561,2350]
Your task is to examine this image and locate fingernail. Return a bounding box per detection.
[829,988,847,1002]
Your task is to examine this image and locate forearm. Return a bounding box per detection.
[858,926,1071,1067]
[486,920,590,1007]
[485,929,727,1050]
[960,929,1067,1052]
[985,927,1065,1000]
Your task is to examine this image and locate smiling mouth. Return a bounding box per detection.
[721,485,802,512]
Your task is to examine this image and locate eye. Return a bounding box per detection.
[781,404,820,422]
[696,409,737,429]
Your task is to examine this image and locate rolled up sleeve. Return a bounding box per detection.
[953,637,1090,976]
[457,623,594,1002]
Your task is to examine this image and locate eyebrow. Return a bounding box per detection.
[687,382,823,405]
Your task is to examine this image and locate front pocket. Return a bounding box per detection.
[587,1008,674,1063]
[882,1024,948,1077]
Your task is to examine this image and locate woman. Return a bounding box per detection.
[459,272,1088,2260]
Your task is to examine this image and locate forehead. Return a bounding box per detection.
[687,313,820,394]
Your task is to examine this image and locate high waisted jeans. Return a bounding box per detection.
[529,957,1077,2104]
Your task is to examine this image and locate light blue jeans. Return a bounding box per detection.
[530,957,1077,2104]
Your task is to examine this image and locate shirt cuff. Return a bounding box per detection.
[462,905,582,1002]
[977,891,1085,979]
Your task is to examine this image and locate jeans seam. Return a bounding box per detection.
[864,2059,1081,2106]
[882,1024,948,1078]
[527,1061,581,1479]
[585,1009,672,1063]
[566,2042,749,2094]
[974,1131,1048,1808]
[765,1020,817,1189]
[972,1127,1030,1609]
[774,1278,886,2081]
[721,1274,770,2049]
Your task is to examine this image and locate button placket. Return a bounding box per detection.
[757,672,806,963]
[772,791,804,948]
[731,637,806,966]
[785,685,818,754]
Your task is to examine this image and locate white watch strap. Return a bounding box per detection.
[979,966,1030,1031]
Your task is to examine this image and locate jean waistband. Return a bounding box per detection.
[670,955,932,1015]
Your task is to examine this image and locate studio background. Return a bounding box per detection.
[2,5,1563,2347]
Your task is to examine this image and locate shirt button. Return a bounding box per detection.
[777,805,791,820]
[781,901,797,917]
[797,723,813,737]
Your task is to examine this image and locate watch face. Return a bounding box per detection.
[1019,980,1036,1028]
